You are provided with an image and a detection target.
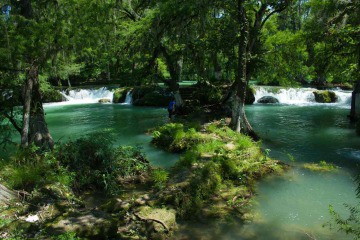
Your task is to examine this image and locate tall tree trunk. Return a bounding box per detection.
[30,66,54,150]
[230,0,258,139]
[21,67,34,148]
[21,65,54,150]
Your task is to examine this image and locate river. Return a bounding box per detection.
[43,87,359,239]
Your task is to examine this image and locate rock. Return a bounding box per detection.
[135,198,146,206]
[245,86,256,104]
[42,88,63,103]
[98,98,111,103]
[313,90,338,103]
[49,211,117,238]
[135,206,176,233]
[113,88,128,103]
[257,96,279,104]
[0,184,16,206]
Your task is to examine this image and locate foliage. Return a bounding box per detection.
[0,145,74,192]
[151,168,169,190]
[152,123,204,152]
[153,122,284,219]
[328,175,360,239]
[56,132,150,195]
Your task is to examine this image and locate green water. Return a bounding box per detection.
[41,103,359,239]
[45,103,179,168]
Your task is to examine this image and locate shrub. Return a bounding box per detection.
[0,145,74,192]
[56,132,151,195]
[151,168,169,190]
[152,123,203,152]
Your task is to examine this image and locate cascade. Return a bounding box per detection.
[253,86,352,106]
[60,87,114,104]
[124,91,132,105]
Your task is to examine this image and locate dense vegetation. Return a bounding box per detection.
[0,0,359,239]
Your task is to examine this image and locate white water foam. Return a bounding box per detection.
[253,86,352,108]
[46,87,114,107]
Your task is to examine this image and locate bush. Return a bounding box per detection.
[151,168,169,190]
[152,123,204,152]
[0,145,74,192]
[56,132,151,195]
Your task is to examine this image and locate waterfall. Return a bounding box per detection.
[57,87,114,105]
[253,86,352,107]
[124,91,132,105]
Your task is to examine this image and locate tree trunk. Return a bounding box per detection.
[21,65,54,150]
[21,67,34,148]
[30,66,54,150]
[230,1,251,134]
[160,44,184,107]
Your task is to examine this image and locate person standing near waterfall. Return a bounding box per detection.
[168,100,176,121]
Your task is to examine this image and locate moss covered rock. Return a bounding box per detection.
[98,98,111,103]
[257,96,279,104]
[41,88,63,103]
[313,90,338,103]
[152,122,286,220]
[134,92,172,107]
[113,88,128,103]
[136,206,176,233]
[245,86,256,104]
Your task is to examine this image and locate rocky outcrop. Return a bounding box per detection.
[313,90,338,103]
[257,96,279,104]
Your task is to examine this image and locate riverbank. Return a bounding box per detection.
[0,116,287,239]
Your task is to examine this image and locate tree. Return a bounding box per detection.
[227,0,291,137]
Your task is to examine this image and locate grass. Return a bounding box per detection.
[152,121,286,219]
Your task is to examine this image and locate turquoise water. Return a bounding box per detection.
[32,102,360,239]
[45,103,179,168]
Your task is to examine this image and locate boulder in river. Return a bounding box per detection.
[98,98,111,103]
[257,96,279,104]
[313,90,338,103]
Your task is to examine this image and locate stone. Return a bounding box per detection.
[136,206,176,233]
[0,184,16,206]
[257,96,279,104]
[98,98,111,103]
[49,210,117,238]
[313,90,338,103]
